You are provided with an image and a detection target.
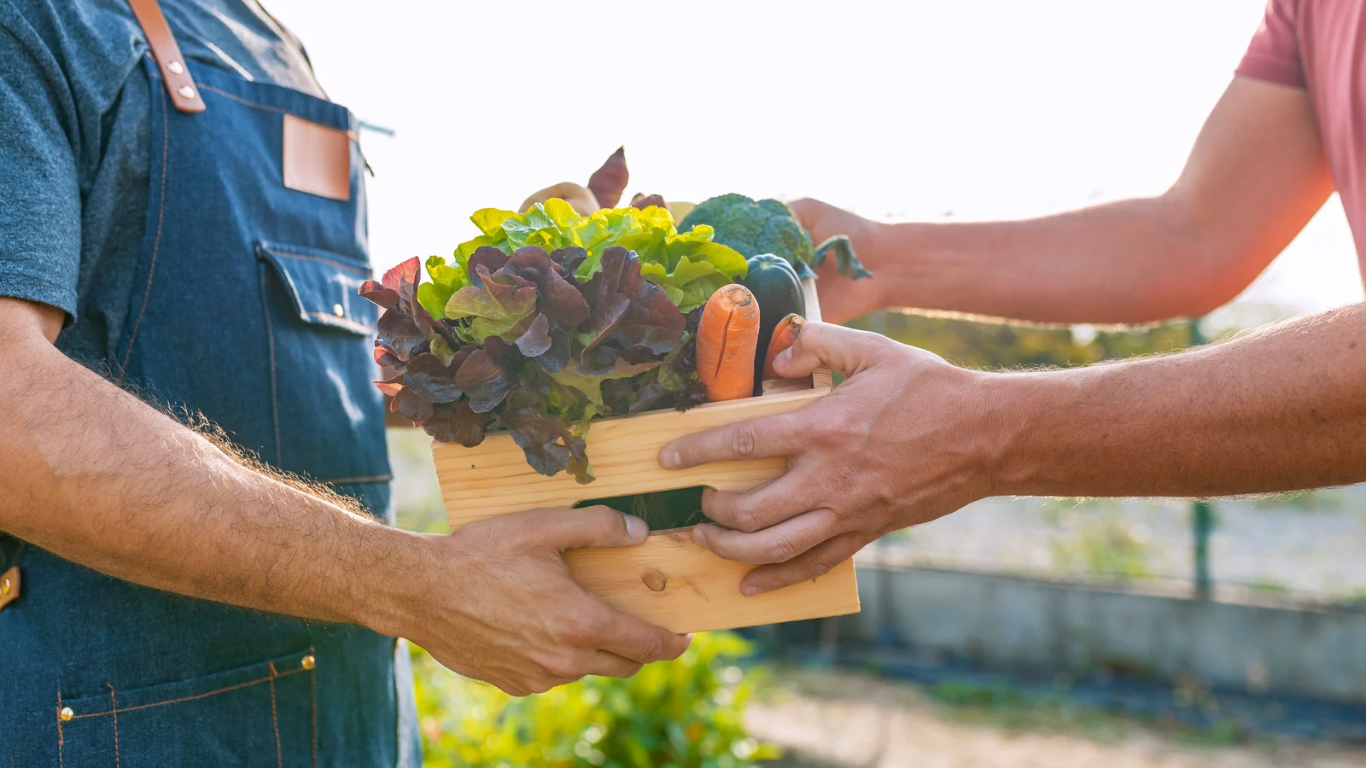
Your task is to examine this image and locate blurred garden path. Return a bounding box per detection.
[749,670,1366,768]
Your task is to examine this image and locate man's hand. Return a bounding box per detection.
[659,323,999,595]
[661,305,1366,598]
[788,199,888,325]
[396,507,690,697]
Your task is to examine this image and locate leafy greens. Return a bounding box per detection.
[361,201,733,482]
[450,201,747,312]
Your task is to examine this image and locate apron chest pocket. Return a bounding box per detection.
[257,241,378,333]
[255,241,390,486]
[57,649,318,767]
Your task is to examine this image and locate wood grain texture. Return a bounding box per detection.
[434,387,829,526]
[800,277,834,390]
[800,277,823,323]
[430,277,859,632]
[760,377,814,395]
[565,531,858,634]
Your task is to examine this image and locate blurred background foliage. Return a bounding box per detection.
[846,310,1198,369]
[411,632,778,767]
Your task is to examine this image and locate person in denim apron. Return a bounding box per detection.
[0,2,690,764]
[0,1,421,764]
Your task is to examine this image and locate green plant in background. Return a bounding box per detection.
[1050,512,1153,581]
[1039,497,1120,525]
[1246,577,1290,594]
[386,428,451,534]
[848,310,1197,370]
[412,631,779,768]
[1246,489,1347,512]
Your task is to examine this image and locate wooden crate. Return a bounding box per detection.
[430,280,860,634]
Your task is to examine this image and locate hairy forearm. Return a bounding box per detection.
[992,303,1366,497]
[0,340,428,632]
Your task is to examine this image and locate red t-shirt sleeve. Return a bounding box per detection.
[1237,0,1306,87]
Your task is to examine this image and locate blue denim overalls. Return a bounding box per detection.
[0,4,420,764]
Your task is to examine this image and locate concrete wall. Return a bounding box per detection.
[842,553,1366,704]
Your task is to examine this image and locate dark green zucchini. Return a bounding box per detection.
[742,254,807,395]
[577,487,708,531]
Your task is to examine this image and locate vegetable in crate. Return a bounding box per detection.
[742,253,806,393]
[762,314,806,381]
[696,284,761,402]
[518,146,633,215]
[679,193,873,281]
[518,181,599,218]
[361,201,749,483]
[448,200,748,313]
[587,146,630,208]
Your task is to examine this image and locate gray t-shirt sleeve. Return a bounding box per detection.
[0,2,82,319]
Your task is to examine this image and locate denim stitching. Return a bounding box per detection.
[269,662,282,768]
[65,666,308,720]
[260,266,284,467]
[118,75,170,380]
[196,85,359,141]
[260,244,371,276]
[108,685,121,768]
[394,639,410,768]
[56,692,64,768]
[197,84,291,116]
[310,644,318,768]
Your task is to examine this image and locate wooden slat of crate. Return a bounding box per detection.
[566,532,857,634]
[435,387,827,526]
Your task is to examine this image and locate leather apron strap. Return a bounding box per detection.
[126,0,206,114]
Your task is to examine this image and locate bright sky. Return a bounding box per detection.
[267,0,1364,322]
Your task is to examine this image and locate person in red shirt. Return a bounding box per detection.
[660,0,1366,595]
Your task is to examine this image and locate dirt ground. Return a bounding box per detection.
[747,670,1366,768]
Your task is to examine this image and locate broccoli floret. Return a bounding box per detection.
[678,193,871,281]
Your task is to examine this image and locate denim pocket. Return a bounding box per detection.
[57,648,318,767]
[257,241,377,335]
[255,241,391,487]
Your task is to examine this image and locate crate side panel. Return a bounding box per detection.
[566,531,861,634]
[434,388,828,525]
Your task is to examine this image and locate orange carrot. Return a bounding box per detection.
[696,284,761,402]
[762,314,805,381]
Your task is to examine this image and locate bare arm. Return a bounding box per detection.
[661,309,1366,593]
[799,77,1334,325]
[0,299,414,620]
[995,302,1366,497]
[0,297,685,694]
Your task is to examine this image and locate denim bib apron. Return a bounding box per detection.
[0,9,420,766]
